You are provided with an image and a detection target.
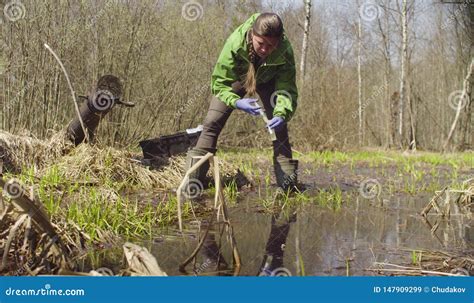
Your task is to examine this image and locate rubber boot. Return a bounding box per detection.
[274,158,299,192]
[184,148,211,194]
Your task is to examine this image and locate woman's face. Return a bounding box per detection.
[252,33,280,59]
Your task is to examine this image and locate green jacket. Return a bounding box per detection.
[211,13,298,121]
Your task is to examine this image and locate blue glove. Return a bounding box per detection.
[236,98,261,116]
[267,116,285,130]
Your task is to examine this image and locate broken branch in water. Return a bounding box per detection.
[179,213,214,273]
[367,264,465,276]
[368,247,472,276]
[176,154,241,276]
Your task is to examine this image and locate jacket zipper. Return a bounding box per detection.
[256,61,285,80]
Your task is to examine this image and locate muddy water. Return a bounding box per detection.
[106,161,472,276]
[149,189,473,276]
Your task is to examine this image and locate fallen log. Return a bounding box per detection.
[123,242,167,276]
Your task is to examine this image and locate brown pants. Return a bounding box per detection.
[195,80,293,162]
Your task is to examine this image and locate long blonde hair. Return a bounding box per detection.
[244,13,284,96]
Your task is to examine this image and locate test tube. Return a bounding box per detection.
[252,100,277,141]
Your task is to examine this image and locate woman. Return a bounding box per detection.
[186,12,298,192]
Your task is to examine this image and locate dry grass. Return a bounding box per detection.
[41,144,242,191]
[0,129,242,190]
[369,249,473,276]
[0,202,119,276]
[462,178,474,207]
[0,130,73,173]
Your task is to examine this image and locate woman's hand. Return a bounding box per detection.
[236,98,261,116]
[267,116,285,130]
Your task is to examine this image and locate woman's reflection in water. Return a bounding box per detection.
[258,205,297,276]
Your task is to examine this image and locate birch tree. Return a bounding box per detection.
[398,0,408,148]
[443,58,474,151]
[300,0,312,86]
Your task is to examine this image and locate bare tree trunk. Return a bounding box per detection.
[398,0,408,148]
[377,0,393,147]
[407,81,417,150]
[443,58,474,152]
[390,92,400,147]
[460,91,472,150]
[357,3,363,146]
[300,0,312,86]
[384,40,392,147]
